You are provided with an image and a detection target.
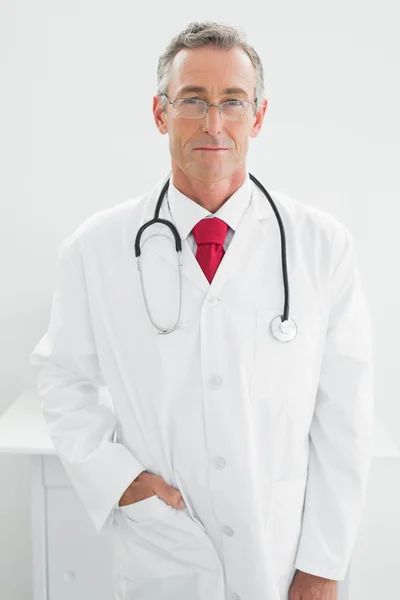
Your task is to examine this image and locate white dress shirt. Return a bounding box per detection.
[166,171,253,255]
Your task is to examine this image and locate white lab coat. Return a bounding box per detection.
[29,170,374,600]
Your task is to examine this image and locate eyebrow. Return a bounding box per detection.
[176,85,249,98]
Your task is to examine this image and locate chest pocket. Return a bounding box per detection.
[249,303,327,415]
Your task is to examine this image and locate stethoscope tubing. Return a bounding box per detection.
[134,173,297,340]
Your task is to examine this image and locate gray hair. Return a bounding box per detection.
[156,21,266,115]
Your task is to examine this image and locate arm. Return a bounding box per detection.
[29,234,145,534]
[294,225,374,580]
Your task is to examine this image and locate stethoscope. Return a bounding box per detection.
[134,173,297,342]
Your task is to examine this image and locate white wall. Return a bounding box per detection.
[1,1,399,598]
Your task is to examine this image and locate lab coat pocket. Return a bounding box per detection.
[112,494,218,600]
[118,493,167,522]
[173,472,208,536]
[266,469,308,582]
[250,305,326,414]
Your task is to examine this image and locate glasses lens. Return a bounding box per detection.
[174,99,205,119]
[173,98,253,121]
[221,101,251,121]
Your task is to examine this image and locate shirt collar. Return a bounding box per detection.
[166,171,253,241]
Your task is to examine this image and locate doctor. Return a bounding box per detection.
[29,20,374,600]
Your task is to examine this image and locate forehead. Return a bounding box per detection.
[169,47,256,97]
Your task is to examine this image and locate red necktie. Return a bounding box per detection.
[192,217,229,283]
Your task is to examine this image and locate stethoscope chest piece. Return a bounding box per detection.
[270,315,298,342]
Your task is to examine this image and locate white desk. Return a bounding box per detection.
[0,388,399,600]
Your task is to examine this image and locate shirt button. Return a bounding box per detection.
[212,457,226,470]
[208,296,220,304]
[222,525,235,537]
[209,375,222,388]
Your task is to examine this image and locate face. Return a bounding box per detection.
[153,46,268,184]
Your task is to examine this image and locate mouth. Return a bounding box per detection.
[194,148,229,152]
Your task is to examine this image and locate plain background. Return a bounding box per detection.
[1,1,399,598]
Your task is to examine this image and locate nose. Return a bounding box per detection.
[202,104,223,135]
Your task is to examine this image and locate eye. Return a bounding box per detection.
[225,100,243,105]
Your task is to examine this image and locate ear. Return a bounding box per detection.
[153,96,168,135]
[249,98,268,139]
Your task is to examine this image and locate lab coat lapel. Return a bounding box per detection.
[142,176,275,296]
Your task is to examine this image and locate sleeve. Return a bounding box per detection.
[29,236,146,535]
[293,226,375,580]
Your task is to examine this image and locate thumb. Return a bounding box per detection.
[139,472,186,510]
[176,497,186,509]
[167,486,186,510]
[157,479,186,510]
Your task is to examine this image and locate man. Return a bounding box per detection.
[29,20,374,600]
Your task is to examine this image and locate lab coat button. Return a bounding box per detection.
[208,296,219,304]
[209,375,222,388]
[212,457,226,470]
[230,594,241,600]
[222,525,235,537]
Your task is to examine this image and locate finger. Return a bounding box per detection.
[152,476,186,509]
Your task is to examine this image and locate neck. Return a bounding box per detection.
[171,163,247,213]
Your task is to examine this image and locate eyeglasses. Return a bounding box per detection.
[161,94,256,122]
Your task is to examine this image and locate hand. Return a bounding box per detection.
[289,570,337,600]
[118,471,186,510]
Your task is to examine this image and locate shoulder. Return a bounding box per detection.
[59,192,150,258]
[263,188,357,282]
[60,173,171,256]
[269,188,350,237]
[268,188,353,253]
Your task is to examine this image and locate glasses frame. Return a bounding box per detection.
[160,93,258,120]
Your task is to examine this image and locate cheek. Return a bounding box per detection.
[240,137,248,153]
[168,131,186,156]
[175,126,197,153]
[226,126,248,152]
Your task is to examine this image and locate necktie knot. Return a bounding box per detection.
[192,217,229,246]
[191,218,229,284]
